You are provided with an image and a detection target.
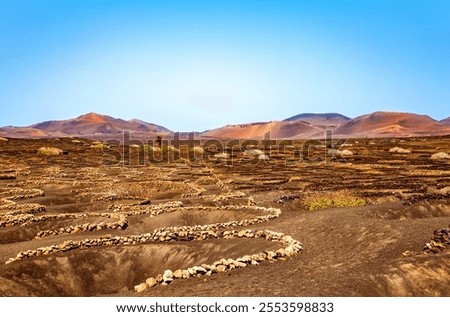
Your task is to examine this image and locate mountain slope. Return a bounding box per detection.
[334,112,450,137]
[200,120,323,139]
[1,113,172,139]
[284,113,350,129]
[440,117,450,126]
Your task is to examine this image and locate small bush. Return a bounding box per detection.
[162,145,180,153]
[339,149,353,156]
[143,145,161,152]
[37,147,63,156]
[90,143,109,149]
[431,152,450,160]
[214,152,230,159]
[302,190,366,210]
[191,146,205,155]
[244,149,264,156]
[389,147,411,154]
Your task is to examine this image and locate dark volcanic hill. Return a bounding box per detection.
[284,113,351,129]
[333,111,450,137]
[0,113,172,140]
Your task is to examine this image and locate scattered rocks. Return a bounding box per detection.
[146,277,158,288]
[133,227,302,291]
[162,270,174,284]
[423,226,450,254]
[134,283,149,293]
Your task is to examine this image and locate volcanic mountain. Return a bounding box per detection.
[333,111,450,137]
[0,113,171,140]
[284,113,351,129]
[200,120,323,139]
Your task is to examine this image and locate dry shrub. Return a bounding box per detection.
[214,152,230,159]
[302,190,366,210]
[162,145,180,153]
[191,146,205,155]
[143,145,161,152]
[431,152,450,160]
[90,143,109,149]
[389,147,411,154]
[244,149,264,156]
[37,147,63,156]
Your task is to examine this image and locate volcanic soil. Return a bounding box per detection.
[0,136,449,296]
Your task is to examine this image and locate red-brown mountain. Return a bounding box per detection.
[333,111,450,137]
[200,120,324,139]
[440,117,450,126]
[0,113,171,140]
[1,111,450,140]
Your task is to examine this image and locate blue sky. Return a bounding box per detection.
[0,0,449,131]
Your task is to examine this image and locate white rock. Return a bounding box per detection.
[134,283,149,292]
[146,277,158,288]
[162,270,174,283]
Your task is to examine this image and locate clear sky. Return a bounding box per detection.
[0,0,449,131]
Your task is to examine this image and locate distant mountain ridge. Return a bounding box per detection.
[200,120,324,139]
[440,117,450,126]
[333,111,450,137]
[1,111,450,140]
[0,112,171,140]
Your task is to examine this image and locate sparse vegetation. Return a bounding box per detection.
[214,152,230,159]
[302,190,366,210]
[191,146,205,155]
[244,149,264,156]
[162,145,180,153]
[328,149,353,156]
[37,147,63,156]
[90,143,109,149]
[431,152,450,160]
[143,144,161,152]
[389,147,411,154]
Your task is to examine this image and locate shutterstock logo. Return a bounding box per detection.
[101,130,349,167]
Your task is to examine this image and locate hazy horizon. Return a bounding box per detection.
[1,0,449,131]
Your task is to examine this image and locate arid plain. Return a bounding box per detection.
[0,134,449,296]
